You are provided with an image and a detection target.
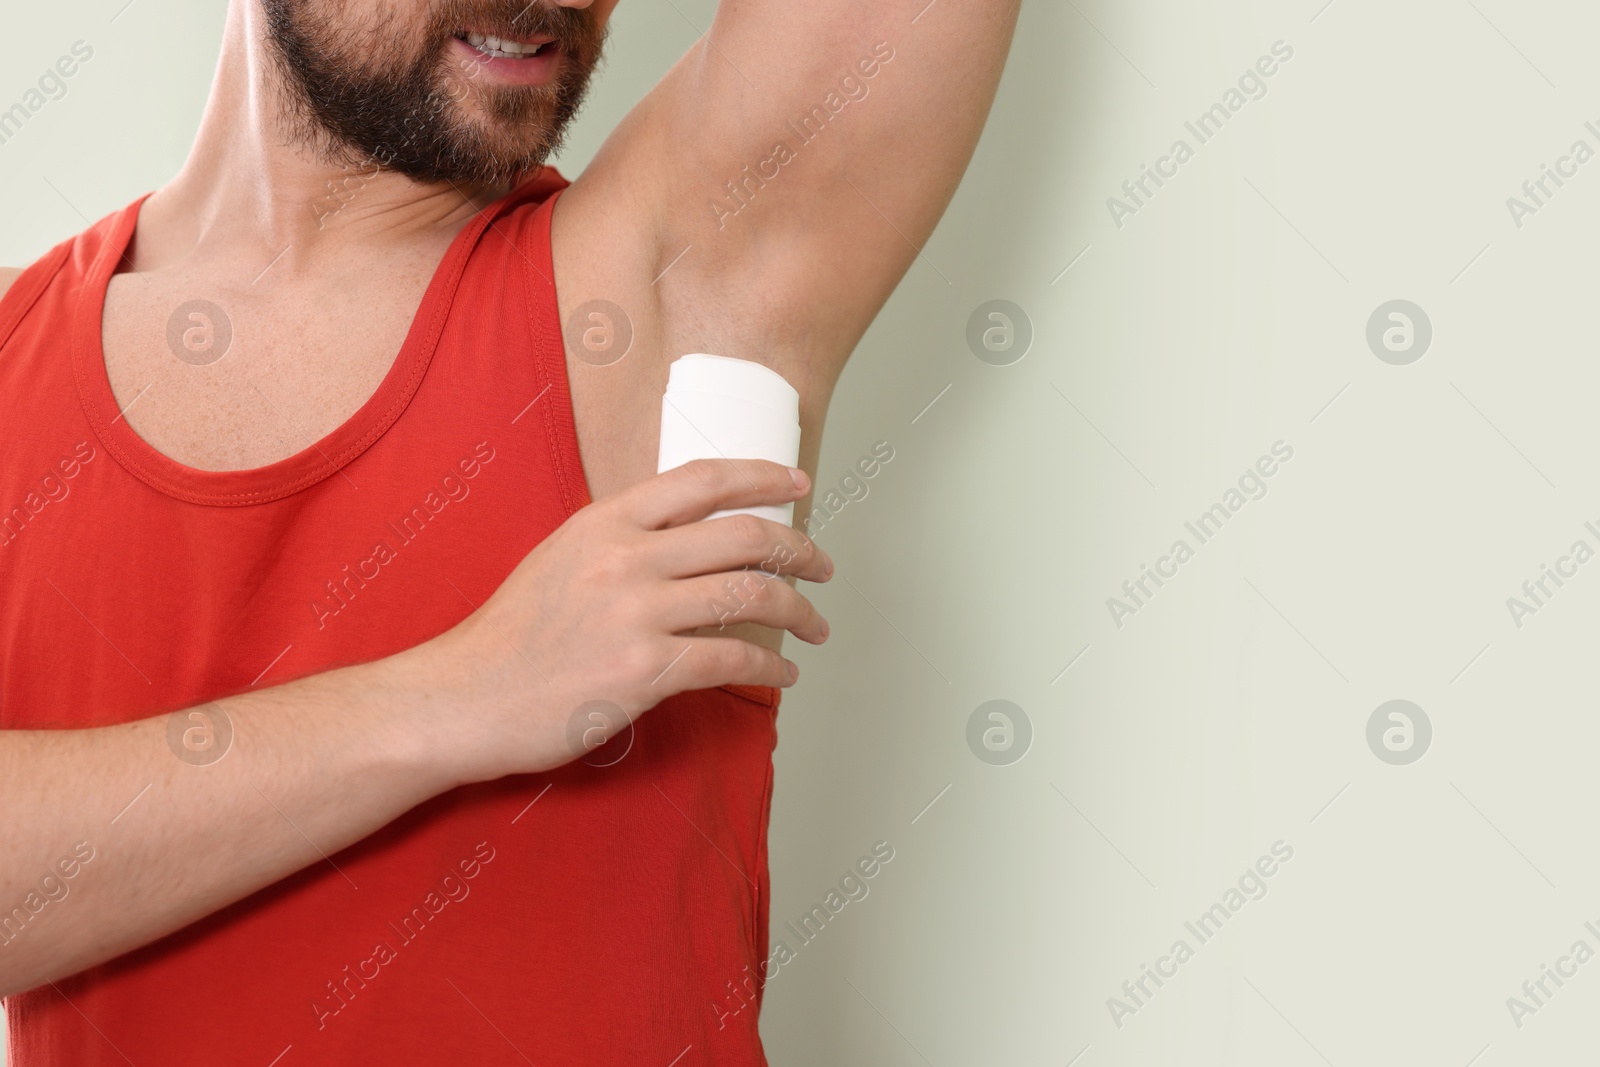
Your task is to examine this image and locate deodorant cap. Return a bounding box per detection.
[656,353,803,525]
[666,353,800,419]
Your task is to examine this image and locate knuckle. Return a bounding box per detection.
[618,585,659,630]
[726,639,761,678]
[622,639,666,683]
[589,543,634,584]
[752,546,783,578]
[728,514,767,550]
[694,640,739,683]
[785,533,816,569]
[738,570,776,605]
[683,458,724,489]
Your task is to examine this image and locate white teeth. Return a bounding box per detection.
[461,31,546,57]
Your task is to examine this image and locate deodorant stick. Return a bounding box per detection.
[656,353,802,525]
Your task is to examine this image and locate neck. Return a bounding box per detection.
[135,0,513,282]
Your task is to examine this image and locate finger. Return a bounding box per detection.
[665,636,799,691]
[659,571,827,643]
[618,458,810,530]
[647,513,831,583]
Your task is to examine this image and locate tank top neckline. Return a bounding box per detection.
[71,177,561,508]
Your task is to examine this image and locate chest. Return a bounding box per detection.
[99,252,668,502]
[101,248,439,473]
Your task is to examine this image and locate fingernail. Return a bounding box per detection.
[824,554,834,579]
[820,619,830,639]
[787,660,800,683]
[789,467,809,491]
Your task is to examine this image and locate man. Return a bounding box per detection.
[0,0,1017,1062]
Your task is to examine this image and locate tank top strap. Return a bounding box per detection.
[0,238,74,353]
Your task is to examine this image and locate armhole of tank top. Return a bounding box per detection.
[0,241,72,354]
[519,187,784,713]
[519,186,591,522]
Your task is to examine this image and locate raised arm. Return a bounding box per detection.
[558,0,1021,392]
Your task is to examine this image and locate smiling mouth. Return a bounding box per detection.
[454,31,559,59]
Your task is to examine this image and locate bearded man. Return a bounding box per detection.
[0,1,1018,1062]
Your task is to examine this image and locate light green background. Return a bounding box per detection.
[7,1,1600,1064]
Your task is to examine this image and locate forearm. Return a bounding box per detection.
[0,644,458,998]
[0,457,831,998]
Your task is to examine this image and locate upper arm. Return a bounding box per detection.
[564,1,1020,392]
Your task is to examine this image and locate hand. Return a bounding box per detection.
[410,458,833,783]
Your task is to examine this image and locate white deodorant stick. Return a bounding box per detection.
[656,354,802,525]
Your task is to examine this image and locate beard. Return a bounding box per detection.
[261,0,607,189]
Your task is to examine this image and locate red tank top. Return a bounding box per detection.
[0,170,778,1065]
